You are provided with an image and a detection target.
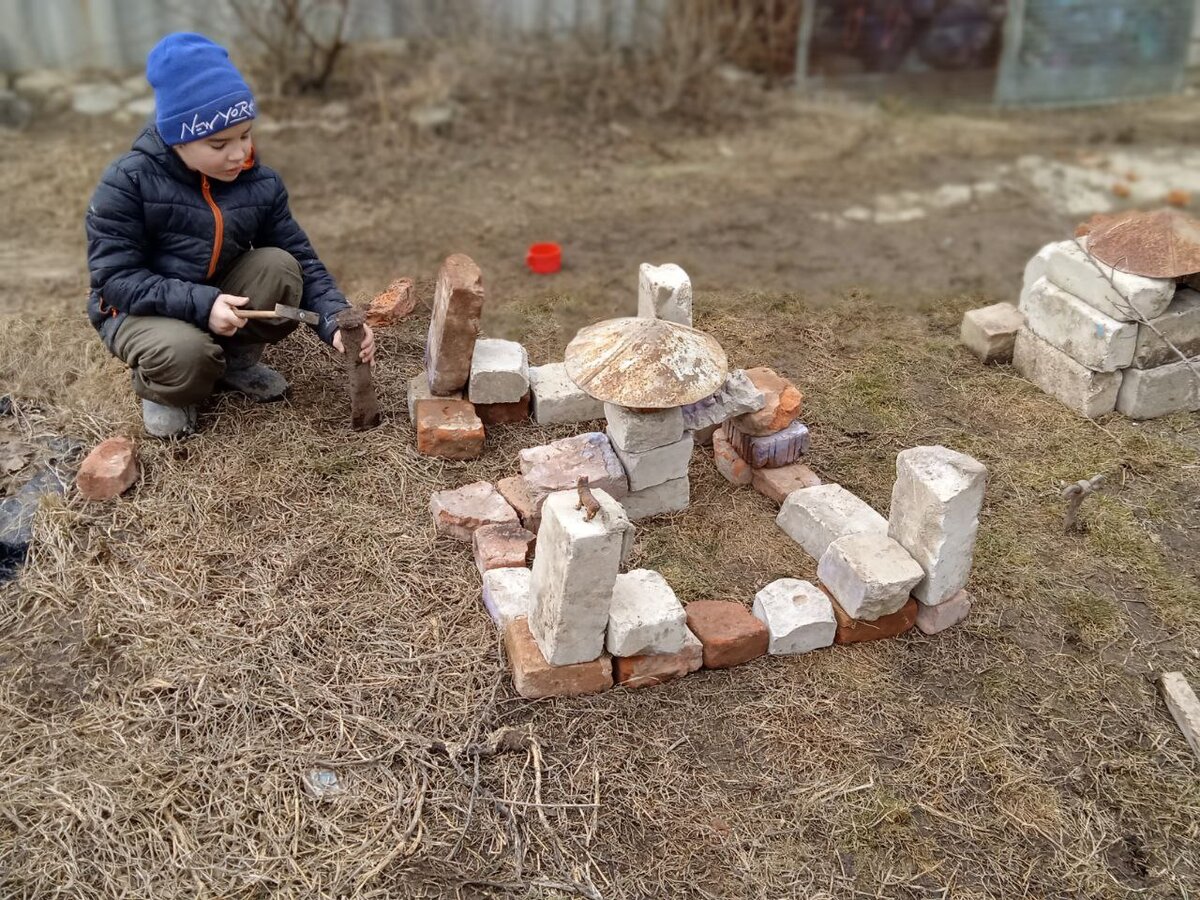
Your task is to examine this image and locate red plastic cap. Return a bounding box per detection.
[526,242,562,274]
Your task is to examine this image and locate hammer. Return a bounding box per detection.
[232,304,319,325]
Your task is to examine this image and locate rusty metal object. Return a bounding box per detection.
[564,317,728,408]
[1084,208,1200,278]
[575,476,600,521]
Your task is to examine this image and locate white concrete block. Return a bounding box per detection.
[818,533,925,621]
[752,579,836,655]
[407,371,461,420]
[620,476,690,521]
[1131,288,1200,369]
[888,445,988,606]
[529,362,604,425]
[1023,242,1056,291]
[961,303,1024,364]
[610,432,694,492]
[1020,278,1137,372]
[637,262,692,326]
[1160,672,1200,761]
[606,569,689,656]
[469,339,530,404]
[1115,358,1200,420]
[1013,329,1123,418]
[1044,238,1175,322]
[604,403,685,452]
[680,369,766,432]
[481,567,532,630]
[776,483,888,560]
[528,489,631,666]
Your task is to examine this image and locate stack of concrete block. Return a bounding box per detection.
[469,338,531,425]
[1012,239,1199,419]
[605,404,692,520]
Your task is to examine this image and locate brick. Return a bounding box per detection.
[429,481,518,542]
[528,489,632,666]
[76,437,138,501]
[752,463,821,504]
[610,432,693,492]
[481,567,532,630]
[830,593,918,644]
[366,277,416,328]
[1160,672,1200,761]
[1020,278,1136,372]
[1044,238,1174,323]
[469,338,530,404]
[729,367,803,436]
[915,589,972,635]
[415,399,485,459]
[505,617,613,700]
[776,483,887,560]
[752,579,836,655]
[1116,358,1200,420]
[426,253,485,393]
[496,475,542,533]
[520,433,629,508]
[724,419,810,469]
[712,427,752,486]
[529,362,604,425]
[407,372,460,421]
[888,446,987,605]
[614,630,703,689]
[475,392,531,426]
[818,533,924,620]
[637,262,692,326]
[620,477,689,521]
[1013,329,1123,419]
[684,600,769,669]
[1131,289,1200,369]
[604,403,684,452]
[473,523,535,574]
[960,302,1024,364]
[606,569,689,656]
[681,369,766,432]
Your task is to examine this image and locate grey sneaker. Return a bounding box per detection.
[219,343,288,402]
[142,399,197,438]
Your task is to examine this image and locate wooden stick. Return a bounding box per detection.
[231,309,281,320]
[334,307,381,431]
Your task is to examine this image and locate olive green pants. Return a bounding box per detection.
[111,248,304,407]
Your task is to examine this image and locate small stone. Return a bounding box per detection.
[71,83,128,116]
[76,437,139,500]
[730,368,803,436]
[407,372,460,420]
[123,96,156,119]
[1044,238,1174,322]
[752,579,836,655]
[620,477,689,521]
[1159,672,1200,761]
[724,419,810,469]
[830,594,918,644]
[481,567,532,630]
[0,90,33,131]
[14,69,74,97]
[751,463,821,504]
[1131,289,1200,369]
[915,589,972,635]
[415,398,484,459]
[1115,358,1200,419]
[529,362,604,425]
[426,254,485,394]
[473,523,535,574]
[684,600,769,669]
[366,277,416,328]
[637,262,692,326]
[960,302,1024,364]
[712,427,752,486]
[475,392,531,426]
[496,475,542,533]
[430,481,518,542]
[776,483,888,560]
[606,569,689,657]
[817,533,925,620]
[469,339,530,404]
[611,432,693,492]
[505,618,613,700]
[680,369,766,432]
[1020,277,1137,372]
[1013,329,1123,419]
[604,404,684,452]
[520,433,629,507]
[614,630,703,689]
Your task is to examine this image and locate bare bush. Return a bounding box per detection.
[225,0,353,95]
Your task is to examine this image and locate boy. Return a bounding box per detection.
[85,32,374,438]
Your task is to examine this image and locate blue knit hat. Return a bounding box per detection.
[147,33,256,146]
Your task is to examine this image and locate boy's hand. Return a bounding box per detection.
[333,323,376,366]
[209,293,250,336]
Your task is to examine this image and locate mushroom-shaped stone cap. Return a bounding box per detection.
[1080,208,1200,278]
[565,317,729,408]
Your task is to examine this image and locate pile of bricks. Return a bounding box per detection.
[962,239,1200,419]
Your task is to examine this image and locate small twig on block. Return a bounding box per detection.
[334,307,381,431]
[1062,473,1105,534]
[576,476,601,521]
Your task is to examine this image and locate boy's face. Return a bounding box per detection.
[174,121,254,182]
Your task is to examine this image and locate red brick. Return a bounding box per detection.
[614,636,703,689]
[504,617,613,699]
[828,592,918,644]
[430,481,518,542]
[712,427,752,486]
[415,398,484,460]
[731,367,803,436]
[473,523,535,574]
[426,254,485,393]
[496,475,542,534]
[751,463,821,504]
[76,437,139,501]
[684,600,768,669]
[366,277,416,328]
[475,392,531,426]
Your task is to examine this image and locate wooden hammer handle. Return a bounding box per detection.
[232,309,279,320]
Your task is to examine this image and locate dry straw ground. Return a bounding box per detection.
[2,34,1200,900]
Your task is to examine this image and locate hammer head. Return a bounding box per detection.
[273,304,319,326]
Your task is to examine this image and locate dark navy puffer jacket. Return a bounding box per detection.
[85,125,347,347]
